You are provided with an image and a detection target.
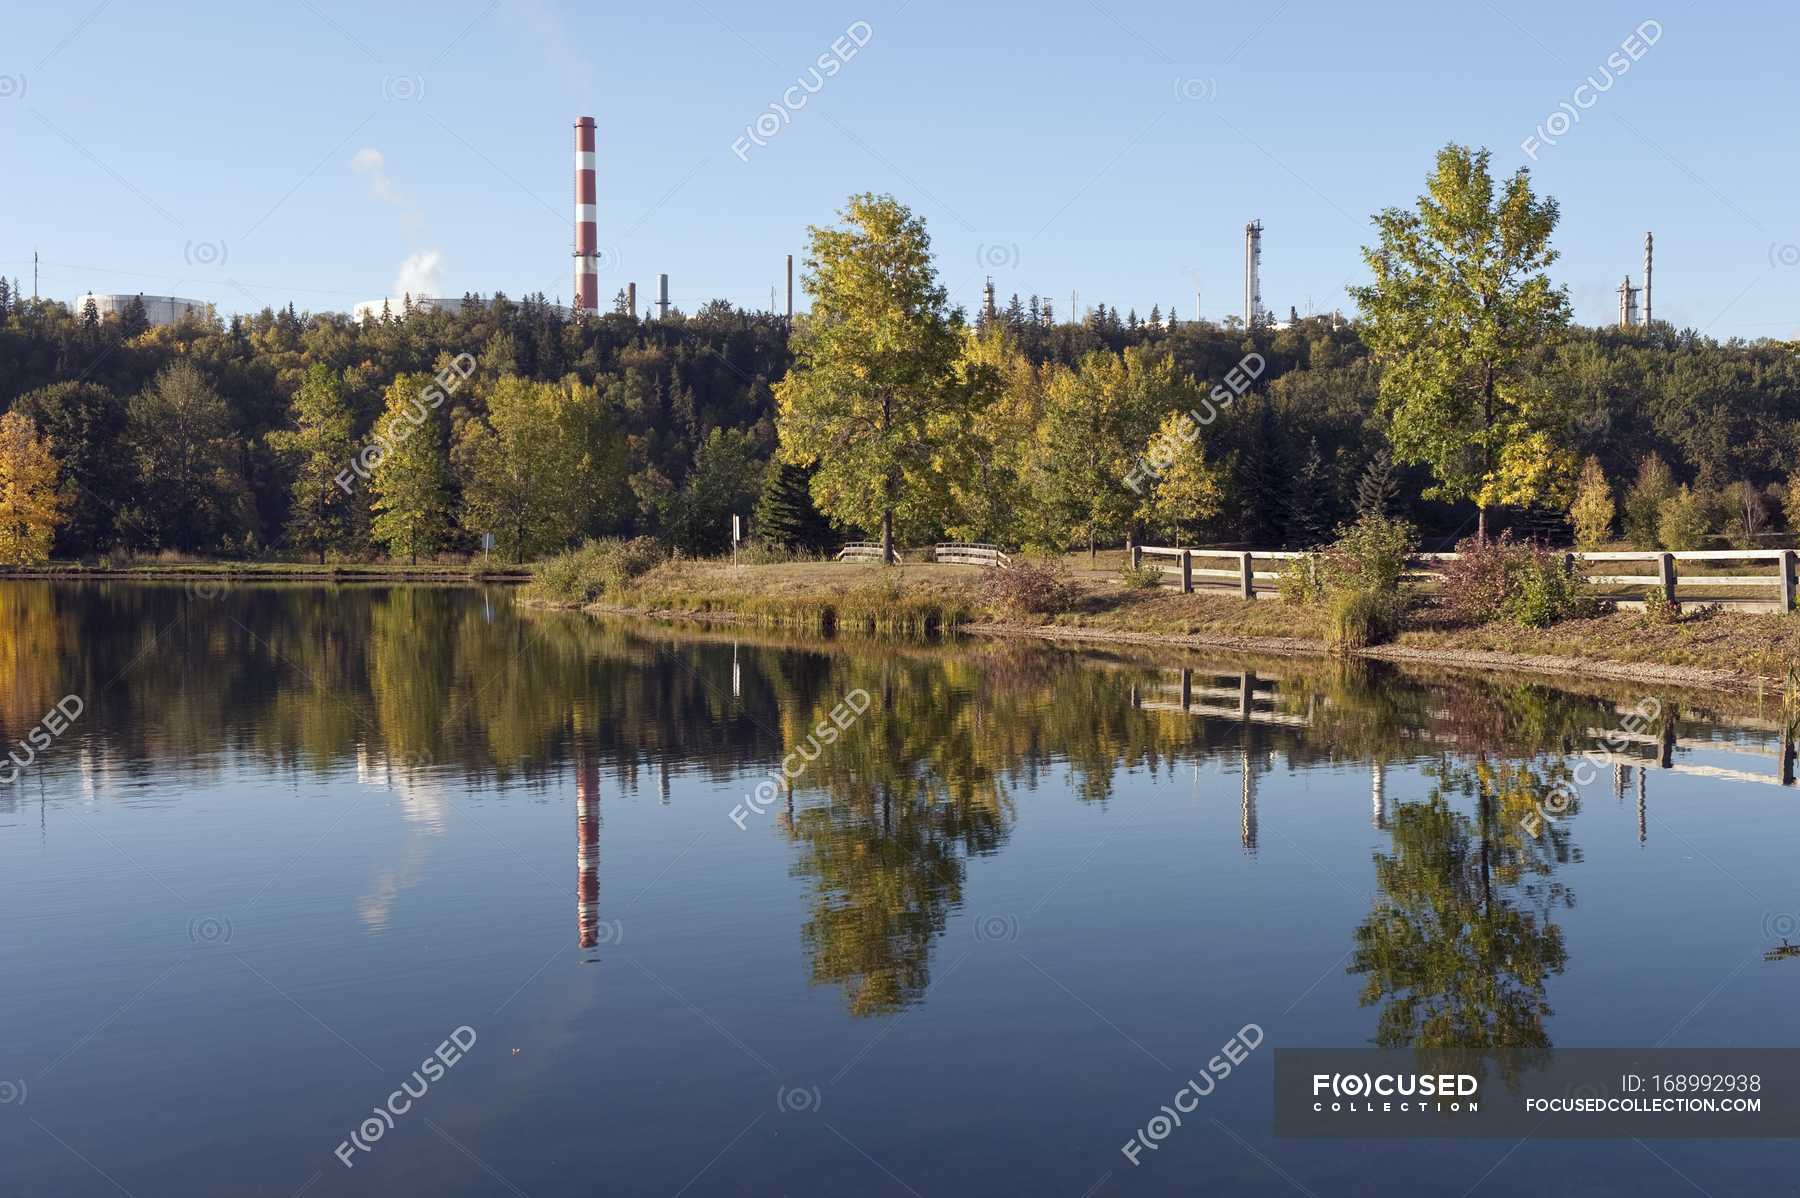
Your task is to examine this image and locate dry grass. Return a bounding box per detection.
[1398,603,1800,676]
[577,553,1800,681]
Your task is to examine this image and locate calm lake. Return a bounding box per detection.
[1,582,1795,1196]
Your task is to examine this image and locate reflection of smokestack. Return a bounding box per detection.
[1636,768,1647,845]
[577,753,599,948]
[573,117,598,314]
[1239,747,1258,852]
[1371,761,1386,830]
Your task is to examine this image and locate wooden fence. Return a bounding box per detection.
[834,542,1012,567]
[835,542,888,562]
[1133,545,1800,611]
[932,542,1010,567]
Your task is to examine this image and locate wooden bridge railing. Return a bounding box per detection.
[932,542,1010,567]
[835,542,1013,567]
[835,541,888,562]
[1132,545,1800,610]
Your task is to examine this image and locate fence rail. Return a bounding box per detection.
[834,542,1013,567]
[1131,544,1800,610]
[835,542,888,563]
[932,542,1011,568]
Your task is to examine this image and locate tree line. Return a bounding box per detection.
[3,145,1800,565]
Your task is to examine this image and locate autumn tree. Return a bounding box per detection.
[774,194,967,562]
[0,411,66,565]
[455,374,622,561]
[1351,144,1574,537]
[369,374,452,564]
[1567,455,1614,548]
[1029,346,1173,557]
[938,328,1040,545]
[1621,453,1674,548]
[269,363,357,563]
[1136,411,1225,547]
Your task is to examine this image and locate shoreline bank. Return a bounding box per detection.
[522,556,1792,693]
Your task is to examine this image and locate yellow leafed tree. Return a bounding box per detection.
[0,410,65,565]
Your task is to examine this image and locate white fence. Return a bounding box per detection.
[1134,545,1800,611]
[932,542,1010,567]
[834,542,1012,567]
[835,541,888,562]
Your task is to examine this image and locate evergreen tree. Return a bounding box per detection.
[1355,448,1400,520]
[120,294,150,340]
[82,297,100,334]
[121,362,254,553]
[1283,437,1332,546]
[754,459,834,551]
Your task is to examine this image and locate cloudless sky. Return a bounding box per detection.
[2,0,1796,336]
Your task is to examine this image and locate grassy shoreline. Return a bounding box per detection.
[528,557,1798,692]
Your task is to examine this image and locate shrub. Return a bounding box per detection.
[1316,513,1416,595]
[1641,587,1679,626]
[524,536,665,605]
[1500,545,1603,628]
[1656,485,1711,551]
[1118,562,1163,591]
[1328,588,1408,650]
[1439,533,1602,627]
[1313,515,1417,649]
[1275,554,1323,606]
[1438,532,1516,624]
[981,554,1081,617]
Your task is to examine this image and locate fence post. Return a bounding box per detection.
[1657,553,1676,604]
[1780,550,1796,612]
[1180,550,1193,594]
[1130,543,1142,571]
[1239,552,1254,600]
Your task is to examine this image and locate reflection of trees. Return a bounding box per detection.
[8,581,1769,1026]
[1350,761,1571,1056]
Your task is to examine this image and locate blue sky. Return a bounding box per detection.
[2,0,1795,336]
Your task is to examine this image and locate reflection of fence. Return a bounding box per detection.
[932,542,1010,568]
[1585,705,1797,788]
[1131,545,1799,611]
[1131,666,1797,843]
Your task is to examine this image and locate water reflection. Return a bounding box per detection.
[3,581,1794,1038]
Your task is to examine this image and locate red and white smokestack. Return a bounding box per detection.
[573,117,598,313]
